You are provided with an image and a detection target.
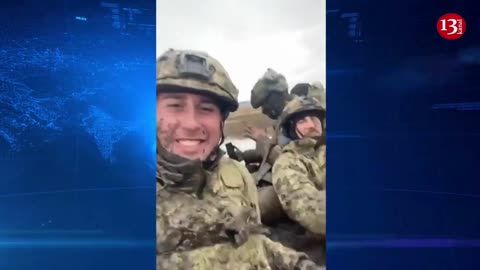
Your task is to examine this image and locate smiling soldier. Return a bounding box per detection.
[156,49,322,270]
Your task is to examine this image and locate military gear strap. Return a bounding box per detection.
[255,161,272,184]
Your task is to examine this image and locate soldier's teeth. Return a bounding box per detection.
[177,140,202,146]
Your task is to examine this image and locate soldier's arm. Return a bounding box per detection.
[255,135,273,158]
[259,121,283,165]
[272,153,326,238]
[266,145,282,165]
[258,185,287,225]
[255,135,282,166]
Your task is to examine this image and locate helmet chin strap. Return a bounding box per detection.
[295,126,305,139]
[219,121,225,146]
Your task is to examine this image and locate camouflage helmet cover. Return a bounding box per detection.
[250,68,289,109]
[310,81,326,109]
[278,95,326,138]
[290,81,326,110]
[156,49,239,112]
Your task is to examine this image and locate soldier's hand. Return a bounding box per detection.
[221,206,269,246]
[243,124,268,142]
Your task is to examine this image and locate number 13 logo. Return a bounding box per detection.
[437,13,466,40]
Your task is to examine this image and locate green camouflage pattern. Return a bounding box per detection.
[309,82,326,110]
[157,234,323,270]
[156,49,239,112]
[250,68,289,109]
[157,156,260,251]
[290,82,325,109]
[272,138,326,239]
[157,156,321,269]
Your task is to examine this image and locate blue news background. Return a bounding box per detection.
[327,0,480,269]
[1,0,479,269]
[0,0,156,269]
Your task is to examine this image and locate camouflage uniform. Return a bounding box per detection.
[252,81,326,224]
[156,49,321,270]
[247,75,327,265]
[272,139,326,238]
[271,96,327,264]
[252,80,326,186]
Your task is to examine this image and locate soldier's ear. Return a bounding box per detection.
[218,121,226,146]
[294,128,303,139]
[289,124,300,140]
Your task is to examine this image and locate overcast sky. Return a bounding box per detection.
[156,0,325,102]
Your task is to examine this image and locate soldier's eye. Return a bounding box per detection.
[166,103,182,109]
[200,104,215,112]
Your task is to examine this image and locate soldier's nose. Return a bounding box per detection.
[180,106,202,131]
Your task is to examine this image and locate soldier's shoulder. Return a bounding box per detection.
[218,156,247,172]
[280,141,300,155]
[217,156,255,185]
[274,150,297,169]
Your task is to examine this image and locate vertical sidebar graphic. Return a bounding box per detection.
[326,1,480,270]
[0,1,156,269]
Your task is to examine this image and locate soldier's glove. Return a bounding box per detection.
[221,206,270,246]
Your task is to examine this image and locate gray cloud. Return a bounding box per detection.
[156,0,326,101]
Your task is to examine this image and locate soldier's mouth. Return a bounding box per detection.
[175,139,205,146]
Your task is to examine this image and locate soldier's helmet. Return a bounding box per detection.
[290,82,326,110]
[250,68,289,109]
[156,49,239,114]
[310,82,326,109]
[278,95,326,139]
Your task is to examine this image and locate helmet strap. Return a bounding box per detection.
[295,126,305,139]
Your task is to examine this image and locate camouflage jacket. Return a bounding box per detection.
[158,233,321,270]
[272,138,326,238]
[157,156,320,270]
[157,156,261,253]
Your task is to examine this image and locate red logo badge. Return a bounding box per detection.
[437,13,466,40]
